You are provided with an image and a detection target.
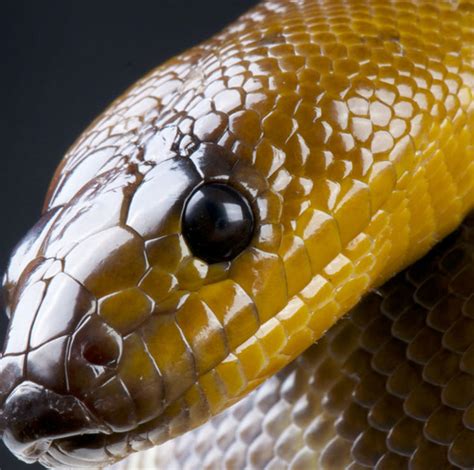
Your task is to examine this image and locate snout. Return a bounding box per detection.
[0,381,104,461]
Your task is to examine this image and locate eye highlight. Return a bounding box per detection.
[182,183,255,264]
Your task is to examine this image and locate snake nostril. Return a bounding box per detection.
[67,315,123,395]
[81,339,120,368]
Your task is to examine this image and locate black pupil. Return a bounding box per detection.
[183,183,254,264]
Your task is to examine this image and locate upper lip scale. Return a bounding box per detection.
[0,379,114,464]
[21,439,52,461]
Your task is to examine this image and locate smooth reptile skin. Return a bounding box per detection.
[115,213,474,470]
[0,0,473,468]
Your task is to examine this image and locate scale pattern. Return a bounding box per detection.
[116,212,474,469]
[0,0,473,468]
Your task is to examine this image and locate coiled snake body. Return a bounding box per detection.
[0,1,473,469]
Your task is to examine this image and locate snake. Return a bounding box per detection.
[0,0,473,468]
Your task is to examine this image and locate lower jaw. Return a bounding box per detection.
[31,420,165,468]
[15,382,210,467]
[9,440,52,464]
[35,433,121,468]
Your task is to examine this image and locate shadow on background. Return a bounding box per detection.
[0,1,257,468]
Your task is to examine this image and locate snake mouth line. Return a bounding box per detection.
[0,381,111,467]
[11,382,185,468]
[39,412,170,468]
[37,361,225,468]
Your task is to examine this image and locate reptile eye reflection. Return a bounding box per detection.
[182,183,254,264]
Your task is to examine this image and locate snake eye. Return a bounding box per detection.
[182,183,254,264]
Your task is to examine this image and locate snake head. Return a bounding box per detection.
[0,106,292,468]
[2,0,472,467]
[0,126,287,466]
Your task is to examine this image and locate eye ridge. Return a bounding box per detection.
[182,182,255,264]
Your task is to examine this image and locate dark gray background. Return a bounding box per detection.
[0,1,257,468]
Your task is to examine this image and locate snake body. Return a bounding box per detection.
[0,0,473,469]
